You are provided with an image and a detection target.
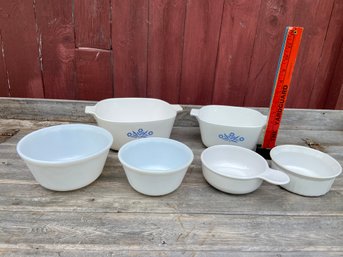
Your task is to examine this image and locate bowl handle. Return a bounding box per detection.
[172,104,183,112]
[257,168,290,185]
[85,106,96,115]
[190,109,199,117]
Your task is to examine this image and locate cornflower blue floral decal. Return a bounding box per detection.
[127,128,153,138]
[218,132,245,143]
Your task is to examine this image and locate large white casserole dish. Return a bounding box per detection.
[16,124,113,191]
[191,105,266,149]
[270,145,342,196]
[85,98,182,150]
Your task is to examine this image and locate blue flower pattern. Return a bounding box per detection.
[127,128,154,138]
[218,132,245,143]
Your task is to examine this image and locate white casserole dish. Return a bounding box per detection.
[191,105,266,149]
[270,145,342,196]
[85,98,182,150]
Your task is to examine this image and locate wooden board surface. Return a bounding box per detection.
[147,0,186,104]
[35,0,76,99]
[74,0,111,49]
[0,99,343,256]
[75,48,113,100]
[112,0,148,97]
[179,0,224,104]
[0,0,44,98]
[212,0,261,106]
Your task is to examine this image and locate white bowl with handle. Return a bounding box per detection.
[191,105,267,149]
[270,145,342,196]
[201,145,289,194]
[85,98,183,150]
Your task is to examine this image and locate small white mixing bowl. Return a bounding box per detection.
[85,98,182,150]
[191,105,266,149]
[118,137,194,196]
[17,124,113,191]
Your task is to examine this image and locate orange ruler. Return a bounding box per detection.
[262,26,304,150]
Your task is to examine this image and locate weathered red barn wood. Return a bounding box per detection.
[212,0,262,106]
[75,48,113,100]
[325,42,343,109]
[309,0,343,109]
[0,33,8,96]
[286,0,335,108]
[147,0,187,104]
[0,0,44,98]
[35,0,76,99]
[179,0,224,104]
[112,0,148,97]
[74,0,111,50]
[243,0,298,107]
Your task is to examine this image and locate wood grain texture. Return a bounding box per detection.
[35,0,76,99]
[0,99,343,255]
[309,0,343,109]
[0,32,8,96]
[0,211,343,252]
[75,48,113,100]
[74,0,111,49]
[212,0,261,106]
[286,0,335,108]
[0,0,44,98]
[179,0,224,104]
[325,40,343,109]
[243,0,298,107]
[1,98,343,130]
[147,0,187,103]
[112,0,148,97]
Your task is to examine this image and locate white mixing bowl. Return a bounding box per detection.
[191,105,267,149]
[85,98,182,150]
[118,137,194,196]
[17,124,113,191]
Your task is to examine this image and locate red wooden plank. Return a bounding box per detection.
[243,0,297,107]
[112,0,148,97]
[286,0,335,108]
[212,0,261,106]
[0,0,44,98]
[179,0,224,105]
[0,32,9,96]
[147,0,187,103]
[75,48,113,100]
[309,0,343,109]
[35,0,76,99]
[325,41,343,109]
[74,0,111,49]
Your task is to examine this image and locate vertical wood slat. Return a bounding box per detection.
[0,0,44,98]
[75,48,113,100]
[310,0,343,109]
[74,0,111,49]
[0,32,8,96]
[243,0,298,107]
[147,0,187,104]
[325,41,343,109]
[35,0,76,99]
[179,0,224,105]
[212,0,262,106]
[112,0,148,97]
[286,0,335,108]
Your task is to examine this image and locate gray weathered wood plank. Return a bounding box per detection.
[0,211,343,252]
